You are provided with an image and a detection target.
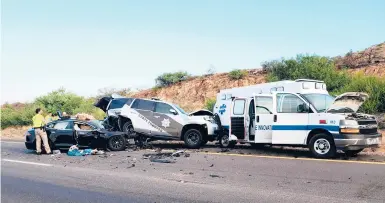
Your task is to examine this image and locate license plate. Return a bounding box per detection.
[366,138,380,145]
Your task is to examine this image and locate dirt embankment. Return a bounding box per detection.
[133,70,267,112]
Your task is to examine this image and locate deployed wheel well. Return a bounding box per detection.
[181,124,207,141]
[306,129,334,145]
[118,116,132,131]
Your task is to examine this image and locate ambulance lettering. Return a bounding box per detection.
[256,125,272,130]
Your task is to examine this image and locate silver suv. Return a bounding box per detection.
[117,98,219,148]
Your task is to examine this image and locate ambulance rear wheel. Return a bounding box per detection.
[219,134,236,148]
[309,133,336,159]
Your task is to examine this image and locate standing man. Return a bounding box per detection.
[32,108,52,155]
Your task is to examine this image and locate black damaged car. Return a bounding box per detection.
[25,118,130,152]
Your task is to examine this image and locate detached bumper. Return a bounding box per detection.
[334,133,382,150]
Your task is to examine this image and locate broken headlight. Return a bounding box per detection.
[340,119,359,134]
[204,117,216,124]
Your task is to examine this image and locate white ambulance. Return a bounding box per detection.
[213,79,382,158]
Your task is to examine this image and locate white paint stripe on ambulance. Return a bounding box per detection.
[2,159,53,167]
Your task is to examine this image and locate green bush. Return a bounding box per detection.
[262,55,351,92]
[336,73,385,113]
[1,88,107,129]
[229,69,248,80]
[204,98,216,112]
[1,103,38,129]
[155,71,191,87]
[35,88,84,115]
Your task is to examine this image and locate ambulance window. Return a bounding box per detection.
[233,100,245,115]
[255,97,273,114]
[277,94,304,113]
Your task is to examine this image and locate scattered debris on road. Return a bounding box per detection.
[209,174,224,178]
[142,150,190,164]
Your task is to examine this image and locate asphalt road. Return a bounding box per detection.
[1,141,385,203]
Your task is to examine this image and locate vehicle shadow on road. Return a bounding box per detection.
[148,142,385,162]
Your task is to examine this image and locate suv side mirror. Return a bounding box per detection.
[169,109,178,115]
[297,103,309,113]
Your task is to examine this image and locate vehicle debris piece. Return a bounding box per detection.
[67,145,104,156]
[53,150,61,155]
[209,174,224,178]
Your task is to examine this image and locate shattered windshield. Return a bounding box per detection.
[301,94,335,113]
[89,120,105,129]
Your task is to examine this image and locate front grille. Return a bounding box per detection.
[357,120,377,125]
[231,117,245,139]
[360,128,378,134]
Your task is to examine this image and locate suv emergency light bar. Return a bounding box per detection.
[151,97,161,101]
[295,79,324,83]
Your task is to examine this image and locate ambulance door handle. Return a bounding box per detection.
[256,116,259,123]
[274,115,277,122]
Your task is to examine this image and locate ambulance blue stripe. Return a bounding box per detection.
[272,125,339,131]
[223,125,339,131]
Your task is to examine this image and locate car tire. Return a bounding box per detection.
[107,135,127,151]
[344,149,364,157]
[219,132,236,148]
[308,133,336,159]
[122,121,135,136]
[184,129,203,149]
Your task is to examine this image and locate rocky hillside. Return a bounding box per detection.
[134,70,266,112]
[134,43,385,111]
[336,42,385,77]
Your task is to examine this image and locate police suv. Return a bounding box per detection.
[213,79,382,158]
[116,98,219,148]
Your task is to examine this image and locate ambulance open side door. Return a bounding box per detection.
[253,95,274,143]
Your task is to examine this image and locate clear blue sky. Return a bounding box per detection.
[1,0,385,103]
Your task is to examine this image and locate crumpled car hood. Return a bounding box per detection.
[326,92,369,113]
[189,109,214,116]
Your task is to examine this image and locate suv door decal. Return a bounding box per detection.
[132,110,167,133]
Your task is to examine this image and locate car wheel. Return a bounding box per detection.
[308,133,336,159]
[184,129,203,149]
[219,133,236,148]
[344,149,364,157]
[107,135,127,151]
[122,121,135,136]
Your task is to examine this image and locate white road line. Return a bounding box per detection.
[0,141,24,144]
[2,159,53,167]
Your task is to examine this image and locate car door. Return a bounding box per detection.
[74,122,97,147]
[152,102,183,138]
[254,95,274,143]
[130,99,157,135]
[272,93,310,145]
[48,121,75,147]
